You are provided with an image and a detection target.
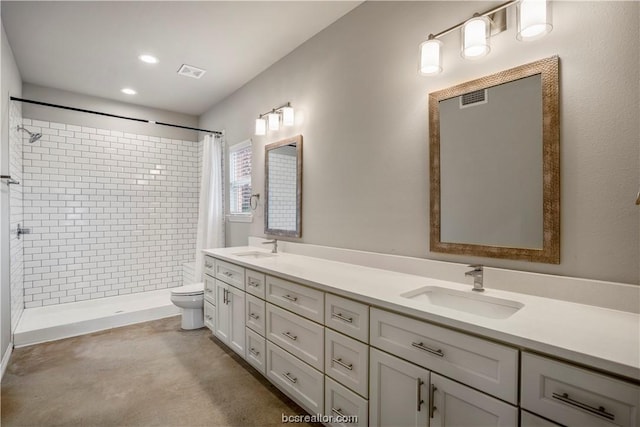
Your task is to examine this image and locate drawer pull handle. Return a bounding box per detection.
[282,294,298,302]
[282,331,298,341]
[248,280,260,288]
[552,392,615,421]
[249,347,260,357]
[206,288,213,293]
[332,357,353,371]
[283,372,297,384]
[417,378,424,412]
[331,407,348,417]
[331,312,353,323]
[411,341,444,358]
[222,271,233,277]
[249,313,260,320]
[205,263,213,269]
[429,384,437,418]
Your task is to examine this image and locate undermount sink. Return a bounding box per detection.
[232,251,277,259]
[400,286,523,319]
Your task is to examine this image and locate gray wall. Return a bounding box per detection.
[22,84,199,141]
[199,1,639,285]
[1,20,23,359]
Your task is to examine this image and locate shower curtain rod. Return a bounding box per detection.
[10,97,223,136]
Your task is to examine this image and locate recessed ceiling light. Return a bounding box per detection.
[121,88,137,95]
[139,54,158,64]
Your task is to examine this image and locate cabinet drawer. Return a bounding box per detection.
[325,376,368,427]
[370,308,518,404]
[246,328,266,375]
[246,294,266,336]
[246,269,266,299]
[215,259,245,290]
[325,329,368,398]
[325,294,369,343]
[204,300,215,331]
[267,341,324,416]
[521,410,561,427]
[267,276,324,323]
[521,352,640,427]
[266,303,324,370]
[204,274,216,305]
[204,255,216,277]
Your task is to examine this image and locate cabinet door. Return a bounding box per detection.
[214,280,230,344]
[430,373,518,427]
[370,348,430,427]
[227,285,246,358]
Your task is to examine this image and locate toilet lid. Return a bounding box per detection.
[171,282,204,296]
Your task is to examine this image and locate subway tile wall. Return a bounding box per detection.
[267,150,297,231]
[21,119,201,307]
[9,102,24,328]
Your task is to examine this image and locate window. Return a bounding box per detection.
[229,140,252,218]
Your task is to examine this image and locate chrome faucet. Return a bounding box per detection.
[465,265,484,292]
[262,239,278,254]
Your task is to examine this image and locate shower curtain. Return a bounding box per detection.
[195,134,224,282]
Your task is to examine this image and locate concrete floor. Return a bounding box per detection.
[1,317,317,426]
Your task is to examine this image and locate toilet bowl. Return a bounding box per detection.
[170,282,205,330]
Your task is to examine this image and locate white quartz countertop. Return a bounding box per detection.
[204,246,640,381]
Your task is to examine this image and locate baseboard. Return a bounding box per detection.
[1,342,13,381]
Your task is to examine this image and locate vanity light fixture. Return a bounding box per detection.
[517,0,553,40]
[461,15,491,59]
[254,102,294,136]
[419,0,552,75]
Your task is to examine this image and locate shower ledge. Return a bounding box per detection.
[13,289,180,347]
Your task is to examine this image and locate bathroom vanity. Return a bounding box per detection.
[202,247,639,427]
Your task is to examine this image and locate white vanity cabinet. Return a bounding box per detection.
[203,266,216,332]
[370,347,430,427]
[429,373,517,426]
[370,347,517,427]
[204,252,639,427]
[214,279,246,358]
[521,352,640,427]
[370,307,518,404]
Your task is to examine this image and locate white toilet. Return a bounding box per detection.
[170,282,205,330]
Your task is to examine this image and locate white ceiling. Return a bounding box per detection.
[1,1,362,116]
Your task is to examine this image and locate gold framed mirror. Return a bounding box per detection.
[265,135,303,238]
[429,56,560,263]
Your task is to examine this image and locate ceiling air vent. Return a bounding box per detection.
[460,89,488,108]
[177,64,207,79]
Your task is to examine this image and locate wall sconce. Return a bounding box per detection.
[419,0,552,75]
[255,102,294,136]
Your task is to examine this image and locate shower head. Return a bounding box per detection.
[17,125,43,143]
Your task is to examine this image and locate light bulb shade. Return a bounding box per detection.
[461,16,490,59]
[282,107,295,126]
[419,39,443,75]
[268,113,280,131]
[255,118,266,136]
[517,0,552,40]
